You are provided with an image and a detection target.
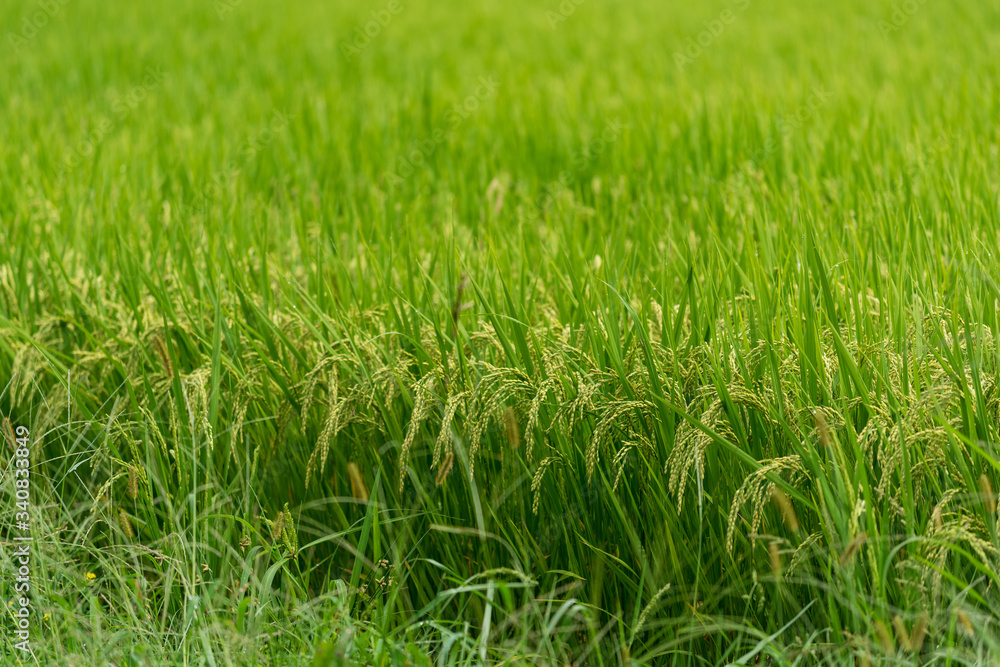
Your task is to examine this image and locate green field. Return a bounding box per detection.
[3,0,1000,664]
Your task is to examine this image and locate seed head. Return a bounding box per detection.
[503,406,520,450]
[874,620,894,654]
[127,465,139,500]
[839,531,867,566]
[980,474,996,514]
[347,462,369,501]
[955,610,974,637]
[813,410,831,448]
[271,511,286,541]
[893,615,912,651]
[768,542,781,577]
[118,509,134,539]
[435,451,456,486]
[911,611,929,653]
[771,487,799,533]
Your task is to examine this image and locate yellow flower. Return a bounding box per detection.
[43,613,50,621]
[85,572,97,581]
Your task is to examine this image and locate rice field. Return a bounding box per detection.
[2,0,1000,664]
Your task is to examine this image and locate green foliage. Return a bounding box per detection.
[2,0,1000,664]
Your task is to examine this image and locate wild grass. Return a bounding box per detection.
[2,0,1000,664]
